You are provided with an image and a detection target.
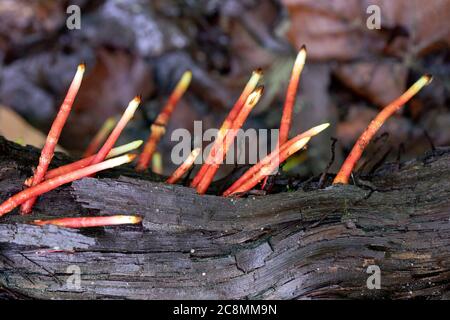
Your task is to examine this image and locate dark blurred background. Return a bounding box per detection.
[0,0,449,177]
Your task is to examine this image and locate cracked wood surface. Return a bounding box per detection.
[0,136,449,299]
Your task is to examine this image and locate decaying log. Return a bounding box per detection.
[0,136,449,299]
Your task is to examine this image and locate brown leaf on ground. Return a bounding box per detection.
[334,61,408,107]
[283,0,450,60]
[0,106,65,152]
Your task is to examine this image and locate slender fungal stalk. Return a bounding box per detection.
[0,154,136,217]
[259,46,306,190]
[136,71,192,171]
[152,152,163,175]
[166,148,201,184]
[33,215,142,228]
[278,46,307,146]
[24,140,143,185]
[333,74,432,185]
[191,69,262,187]
[83,117,117,157]
[89,96,141,166]
[20,63,85,214]
[223,123,329,196]
[196,87,263,194]
[224,137,311,196]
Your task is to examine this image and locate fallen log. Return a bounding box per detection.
[0,136,449,299]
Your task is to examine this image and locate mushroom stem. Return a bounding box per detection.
[0,154,136,217]
[196,87,263,194]
[136,71,192,171]
[166,148,201,184]
[333,74,432,185]
[191,69,262,187]
[33,215,142,228]
[20,64,85,215]
[223,123,329,196]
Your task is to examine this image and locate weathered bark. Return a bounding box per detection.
[0,136,449,299]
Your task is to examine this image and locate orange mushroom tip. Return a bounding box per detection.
[33,215,142,228]
[332,74,432,185]
[176,70,193,93]
[0,154,136,217]
[293,45,307,72]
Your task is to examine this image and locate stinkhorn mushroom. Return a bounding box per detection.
[136,70,192,171]
[190,69,262,188]
[33,215,142,228]
[278,45,307,146]
[166,147,201,184]
[20,63,85,215]
[333,74,432,185]
[223,123,329,196]
[0,154,136,217]
[89,96,141,166]
[24,140,143,185]
[196,86,264,194]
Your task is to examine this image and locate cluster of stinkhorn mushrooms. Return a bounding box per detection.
[0,45,432,229]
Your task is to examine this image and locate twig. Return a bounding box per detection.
[318,137,337,189]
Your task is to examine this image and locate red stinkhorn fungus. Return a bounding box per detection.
[83,117,117,157]
[89,96,141,166]
[0,154,136,217]
[190,69,262,188]
[33,215,142,228]
[24,140,143,185]
[20,63,85,215]
[333,74,432,185]
[196,87,264,194]
[224,137,311,196]
[223,123,330,196]
[136,70,192,171]
[278,45,307,146]
[166,147,201,184]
